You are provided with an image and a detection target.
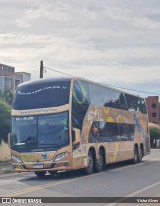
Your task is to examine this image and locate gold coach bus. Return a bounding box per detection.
[10,77,150,177]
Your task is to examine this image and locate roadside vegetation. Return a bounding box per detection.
[0,90,13,143]
[149,127,160,148]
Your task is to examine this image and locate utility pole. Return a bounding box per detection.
[40,60,44,78]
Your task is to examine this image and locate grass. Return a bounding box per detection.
[0,160,11,166]
[3,169,13,174]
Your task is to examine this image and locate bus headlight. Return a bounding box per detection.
[55,152,69,161]
[12,155,23,163]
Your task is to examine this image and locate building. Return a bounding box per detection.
[146,96,160,125]
[0,63,31,93]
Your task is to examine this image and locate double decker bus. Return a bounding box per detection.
[10,77,150,177]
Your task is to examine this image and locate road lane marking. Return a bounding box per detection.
[0,161,152,197]
[105,181,160,206]
[0,172,103,197]
[109,161,147,172]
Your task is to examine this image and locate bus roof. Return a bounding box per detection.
[17,76,144,100]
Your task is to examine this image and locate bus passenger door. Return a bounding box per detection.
[72,128,87,169]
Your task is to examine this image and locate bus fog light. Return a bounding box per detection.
[64,162,68,166]
[55,152,69,161]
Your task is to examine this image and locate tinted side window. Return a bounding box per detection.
[119,93,128,110]
[72,104,89,130]
[72,80,90,130]
[140,98,147,114]
[102,87,112,107]
[127,124,135,140]
[125,94,141,112]
[89,121,135,143]
[109,90,121,109]
[119,124,134,141]
[119,124,128,141]
[89,84,103,106]
[73,80,90,105]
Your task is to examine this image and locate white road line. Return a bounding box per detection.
[1,161,149,197]
[105,181,160,206]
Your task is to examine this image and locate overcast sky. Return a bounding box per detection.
[0,0,160,97]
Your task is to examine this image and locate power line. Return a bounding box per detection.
[43,66,73,77]
[43,66,160,96]
[103,84,160,96]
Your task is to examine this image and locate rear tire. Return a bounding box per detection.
[35,171,46,178]
[132,146,138,164]
[138,147,143,162]
[85,151,94,175]
[95,150,104,173]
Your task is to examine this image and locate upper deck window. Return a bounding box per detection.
[12,80,71,110]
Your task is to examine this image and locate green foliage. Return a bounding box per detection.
[0,97,11,143]
[3,90,13,105]
[150,127,160,147]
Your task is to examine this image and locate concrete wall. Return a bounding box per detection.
[0,76,4,91]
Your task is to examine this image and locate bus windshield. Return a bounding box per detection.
[12,80,71,110]
[11,111,69,152]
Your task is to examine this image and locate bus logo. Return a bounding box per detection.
[41,153,47,160]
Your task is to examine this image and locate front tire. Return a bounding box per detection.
[85,151,94,175]
[35,171,46,178]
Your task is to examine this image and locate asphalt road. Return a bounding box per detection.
[0,149,160,206]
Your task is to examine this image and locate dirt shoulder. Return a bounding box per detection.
[0,160,13,174]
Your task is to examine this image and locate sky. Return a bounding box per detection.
[0,0,160,98]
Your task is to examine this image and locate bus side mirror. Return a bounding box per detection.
[8,133,11,147]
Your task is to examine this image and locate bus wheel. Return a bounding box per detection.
[132,146,138,164]
[138,147,143,162]
[95,150,104,173]
[35,171,46,178]
[85,151,94,175]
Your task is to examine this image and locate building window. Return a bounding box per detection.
[152,103,156,108]
[152,113,157,117]
[4,77,12,91]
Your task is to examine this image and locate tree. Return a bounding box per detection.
[0,90,3,98]
[0,97,11,143]
[150,127,160,148]
[3,90,14,105]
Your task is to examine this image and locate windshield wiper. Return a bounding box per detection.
[25,136,36,143]
[15,143,25,146]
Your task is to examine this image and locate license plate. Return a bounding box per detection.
[33,164,43,169]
